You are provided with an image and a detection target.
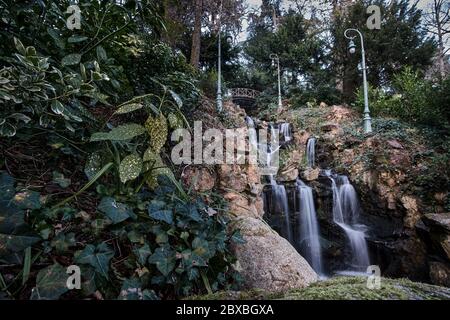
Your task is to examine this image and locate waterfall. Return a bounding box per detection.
[306,137,316,168]
[296,179,322,274]
[270,176,293,243]
[325,170,370,271]
[245,116,258,157]
[260,125,292,242]
[279,123,292,143]
[270,122,292,145]
[245,116,255,127]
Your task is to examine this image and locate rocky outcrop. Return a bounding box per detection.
[187,99,318,292]
[231,217,317,292]
[216,129,317,291]
[301,168,320,181]
[275,104,449,286]
[422,213,450,284]
[429,262,450,287]
[182,166,215,192]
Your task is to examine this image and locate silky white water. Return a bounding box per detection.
[325,170,370,271]
[306,137,316,168]
[296,178,323,274]
[270,175,293,243]
[279,123,292,142]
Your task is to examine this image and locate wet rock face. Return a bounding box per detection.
[430,262,450,287]
[423,213,450,234]
[232,217,318,292]
[422,213,450,262]
[190,101,318,292]
[301,168,320,181]
[182,166,216,192]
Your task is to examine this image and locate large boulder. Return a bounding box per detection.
[231,217,318,292]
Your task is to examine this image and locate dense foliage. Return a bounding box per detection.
[0,0,241,300]
[332,0,436,100]
[0,0,449,301]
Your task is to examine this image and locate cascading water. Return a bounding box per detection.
[325,170,370,271]
[259,122,293,243]
[269,175,293,243]
[262,122,371,274]
[296,179,322,274]
[306,137,316,168]
[279,123,292,143]
[245,116,258,155]
[245,116,255,127]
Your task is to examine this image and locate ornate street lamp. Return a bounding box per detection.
[216,3,223,113]
[344,28,372,133]
[269,53,282,111]
[217,32,223,112]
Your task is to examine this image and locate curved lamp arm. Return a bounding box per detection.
[344,28,365,53]
[269,53,279,60]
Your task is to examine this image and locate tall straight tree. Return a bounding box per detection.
[190,0,203,67]
[423,0,450,81]
[165,0,245,69]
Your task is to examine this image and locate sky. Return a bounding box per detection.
[238,0,436,42]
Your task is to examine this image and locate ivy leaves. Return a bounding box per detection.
[148,208,173,225]
[30,263,69,300]
[148,247,176,276]
[74,243,114,279]
[0,172,41,260]
[98,197,136,224]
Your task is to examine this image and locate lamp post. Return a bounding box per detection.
[216,4,223,113]
[344,28,372,133]
[270,53,282,111]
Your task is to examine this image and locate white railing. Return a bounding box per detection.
[229,88,260,100]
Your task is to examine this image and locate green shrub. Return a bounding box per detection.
[354,67,448,127]
[0,39,109,137]
[0,172,243,299]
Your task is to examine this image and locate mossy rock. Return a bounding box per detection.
[191,276,450,300]
[274,276,450,300]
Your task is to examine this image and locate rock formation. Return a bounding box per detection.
[184,100,318,292]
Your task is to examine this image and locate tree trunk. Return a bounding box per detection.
[190,0,202,69]
[438,31,445,81]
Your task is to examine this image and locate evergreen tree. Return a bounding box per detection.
[331,0,436,100]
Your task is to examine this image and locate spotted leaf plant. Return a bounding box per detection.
[88,85,187,192]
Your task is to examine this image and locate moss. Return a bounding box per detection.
[192,277,450,300]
